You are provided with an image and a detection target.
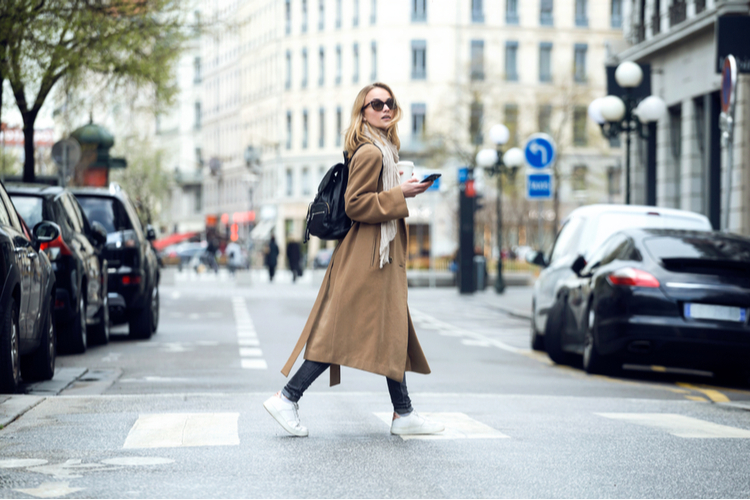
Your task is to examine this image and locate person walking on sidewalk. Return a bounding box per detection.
[264,82,443,437]
[286,240,301,283]
[265,235,279,282]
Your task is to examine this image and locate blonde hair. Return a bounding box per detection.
[344,82,402,154]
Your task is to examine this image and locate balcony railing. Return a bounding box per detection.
[651,12,661,35]
[632,23,646,43]
[695,0,706,14]
[669,0,687,27]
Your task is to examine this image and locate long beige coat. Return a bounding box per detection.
[282,144,431,385]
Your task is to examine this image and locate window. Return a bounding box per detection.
[319,0,324,30]
[611,0,622,28]
[607,165,622,195]
[669,105,682,162]
[336,0,341,28]
[550,216,585,262]
[471,0,484,22]
[302,168,311,195]
[470,101,483,145]
[319,108,325,148]
[318,47,325,86]
[194,102,201,130]
[540,0,553,25]
[505,104,519,145]
[538,104,552,134]
[539,42,552,82]
[506,0,519,24]
[335,45,342,84]
[575,0,588,27]
[371,41,377,81]
[193,57,202,84]
[370,0,376,24]
[505,41,518,81]
[470,40,484,81]
[285,51,292,89]
[336,106,342,146]
[286,112,292,149]
[302,110,309,149]
[574,44,587,83]
[412,0,426,22]
[411,40,427,79]
[302,0,308,32]
[353,0,359,26]
[573,106,587,146]
[285,0,291,34]
[353,43,359,83]
[286,169,294,196]
[572,165,588,191]
[412,103,426,139]
[302,48,308,87]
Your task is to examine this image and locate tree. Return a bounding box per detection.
[1,0,187,182]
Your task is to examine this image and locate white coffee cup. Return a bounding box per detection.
[397,161,414,182]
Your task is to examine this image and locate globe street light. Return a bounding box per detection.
[476,124,524,294]
[589,61,666,204]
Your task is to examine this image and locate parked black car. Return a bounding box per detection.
[70,184,159,339]
[0,181,61,392]
[544,228,750,383]
[8,185,109,353]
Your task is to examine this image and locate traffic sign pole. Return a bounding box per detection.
[721,54,737,231]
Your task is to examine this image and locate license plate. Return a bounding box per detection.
[684,303,747,323]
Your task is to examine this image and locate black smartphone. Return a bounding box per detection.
[420,173,442,183]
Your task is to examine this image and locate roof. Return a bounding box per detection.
[4,182,64,198]
[68,183,124,199]
[566,204,711,223]
[620,227,748,242]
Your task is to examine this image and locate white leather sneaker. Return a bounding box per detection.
[390,412,445,435]
[263,392,309,437]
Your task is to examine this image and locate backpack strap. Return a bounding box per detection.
[343,143,367,166]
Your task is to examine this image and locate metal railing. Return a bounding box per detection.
[669,0,687,26]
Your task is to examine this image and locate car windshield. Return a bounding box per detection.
[644,235,750,262]
[76,196,132,233]
[582,212,711,256]
[10,195,44,229]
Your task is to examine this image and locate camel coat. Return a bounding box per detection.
[281,144,431,385]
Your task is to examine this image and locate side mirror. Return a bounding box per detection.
[571,254,587,276]
[32,221,61,246]
[526,250,547,268]
[89,221,108,247]
[146,224,157,241]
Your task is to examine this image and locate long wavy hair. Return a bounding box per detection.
[344,82,402,154]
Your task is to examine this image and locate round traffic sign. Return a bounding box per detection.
[51,138,81,167]
[721,55,737,115]
[524,133,556,169]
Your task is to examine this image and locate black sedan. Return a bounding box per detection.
[0,182,61,392]
[544,228,750,382]
[8,185,109,353]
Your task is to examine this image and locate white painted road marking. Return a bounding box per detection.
[14,481,85,498]
[410,309,525,354]
[374,412,510,441]
[241,359,268,369]
[233,297,267,369]
[239,347,263,357]
[596,413,750,438]
[123,413,240,449]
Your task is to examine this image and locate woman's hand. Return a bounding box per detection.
[401,177,433,198]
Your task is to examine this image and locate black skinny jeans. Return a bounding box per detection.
[282,360,414,415]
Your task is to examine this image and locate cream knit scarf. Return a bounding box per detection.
[363,126,400,268]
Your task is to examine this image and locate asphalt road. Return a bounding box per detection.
[1,269,749,498]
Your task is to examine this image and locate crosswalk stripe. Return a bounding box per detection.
[123,413,240,448]
[238,338,260,346]
[241,359,268,369]
[239,347,263,357]
[233,298,267,370]
[373,412,510,441]
[596,413,750,438]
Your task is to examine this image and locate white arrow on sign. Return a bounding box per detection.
[529,141,547,165]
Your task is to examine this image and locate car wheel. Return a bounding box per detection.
[150,286,159,334]
[530,301,545,351]
[582,305,609,374]
[66,293,87,354]
[21,297,56,382]
[128,288,153,340]
[0,297,21,393]
[89,294,110,346]
[544,298,575,366]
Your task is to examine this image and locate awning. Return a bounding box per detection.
[153,231,199,251]
[250,220,275,240]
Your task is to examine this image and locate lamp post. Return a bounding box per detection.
[588,61,666,204]
[476,124,524,294]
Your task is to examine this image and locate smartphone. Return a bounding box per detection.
[420,173,442,184]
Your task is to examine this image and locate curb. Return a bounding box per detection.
[0,396,45,428]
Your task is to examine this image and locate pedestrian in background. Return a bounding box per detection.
[264,82,443,437]
[286,240,301,283]
[265,235,279,282]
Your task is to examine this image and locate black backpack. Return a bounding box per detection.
[304,145,365,243]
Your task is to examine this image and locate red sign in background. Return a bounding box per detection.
[0,124,55,148]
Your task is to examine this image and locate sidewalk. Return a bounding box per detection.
[470,285,534,320]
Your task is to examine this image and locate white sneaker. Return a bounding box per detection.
[390,412,445,435]
[263,392,309,437]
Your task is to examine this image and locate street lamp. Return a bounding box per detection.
[476,124,524,294]
[589,61,666,204]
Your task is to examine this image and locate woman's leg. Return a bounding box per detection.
[282,360,330,402]
[386,373,414,416]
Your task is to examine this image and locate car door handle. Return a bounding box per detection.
[28,252,37,259]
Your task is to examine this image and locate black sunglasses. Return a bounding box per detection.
[362,98,396,112]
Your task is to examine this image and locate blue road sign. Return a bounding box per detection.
[527,173,553,200]
[427,177,440,191]
[458,167,469,183]
[524,133,557,169]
